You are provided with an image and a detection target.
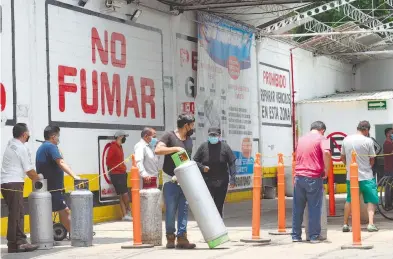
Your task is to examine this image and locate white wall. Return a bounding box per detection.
[258,39,354,102]
[1,0,355,174]
[0,0,197,176]
[355,58,393,91]
[298,100,393,138]
[257,39,353,166]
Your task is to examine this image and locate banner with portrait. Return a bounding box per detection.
[196,12,256,190]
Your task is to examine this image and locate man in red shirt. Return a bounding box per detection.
[383,127,393,176]
[383,127,393,209]
[292,121,331,243]
[106,130,132,221]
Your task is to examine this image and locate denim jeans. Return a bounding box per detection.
[163,181,188,236]
[292,176,323,241]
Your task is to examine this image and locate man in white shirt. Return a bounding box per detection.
[341,121,379,233]
[134,128,159,188]
[1,123,40,253]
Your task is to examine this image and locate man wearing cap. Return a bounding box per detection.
[193,127,237,218]
[155,114,196,249]
[106,130,132,221]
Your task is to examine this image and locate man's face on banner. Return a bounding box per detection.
[241,137,252,159]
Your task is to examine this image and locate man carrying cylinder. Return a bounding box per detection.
[155,114,196,249]
[292,121,331,243]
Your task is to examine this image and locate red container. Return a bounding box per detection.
[142,177,157,189]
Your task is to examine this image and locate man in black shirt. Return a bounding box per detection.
[155,114,196,249]
[193,127,236,218]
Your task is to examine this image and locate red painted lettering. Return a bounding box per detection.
[0,83,6,112]
[91,27,109,65]
[263,71,286,88]
[101,72,121,116]
[141,78,155,119]
[192,51,197,71]
[111,32,126,68]
[80,69,98,114]
[124,76,140,118]
[58,65,77,112]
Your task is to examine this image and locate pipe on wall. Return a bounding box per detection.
[290,49,296,152]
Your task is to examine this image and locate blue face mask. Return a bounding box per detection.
[208,136,219,144]
[390,134,393,140]
[149,138,158,148]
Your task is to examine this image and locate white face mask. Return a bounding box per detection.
[55,135,60,145]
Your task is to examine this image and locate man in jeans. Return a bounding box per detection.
[341,121,379,232]
[292,121,331,243]
[155,114,196,249]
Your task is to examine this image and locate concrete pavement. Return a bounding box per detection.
[1,195,392,259]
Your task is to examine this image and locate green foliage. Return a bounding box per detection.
[292,0,393,42]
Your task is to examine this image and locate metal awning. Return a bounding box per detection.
[297,90,393,104]
[157,0,393,65]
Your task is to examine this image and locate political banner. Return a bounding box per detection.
[196,12,256,190]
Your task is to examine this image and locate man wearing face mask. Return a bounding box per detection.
[106,130,132,221]
[36,125,80,233]
[383,127,393,209]
[193,127,236,218]
[134,127,159,188]
[1,123,40,253]
[383,127,393,176]
[155,114,196,249]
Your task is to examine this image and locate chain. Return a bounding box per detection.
[0,155,132,193]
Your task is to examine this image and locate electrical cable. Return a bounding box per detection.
[206,3,310,16]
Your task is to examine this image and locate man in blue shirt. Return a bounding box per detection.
[36,126,79,233]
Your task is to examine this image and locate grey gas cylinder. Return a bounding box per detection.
[140,188,162,246]
[70,179,93,247]
[28,176,54,250]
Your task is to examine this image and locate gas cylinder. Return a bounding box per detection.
[70,179,93,247]
[28,176,54,250]
[172,151,229,249]
[140,177,162,246]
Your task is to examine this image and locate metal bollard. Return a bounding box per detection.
[304,189,328,241]
[269,153,291,235]
[29,176,54,249]
[341,151,373,250]
[70,179,93,247]
[241,153,271,244]
[122,155,154,249]
[140,177,162,246]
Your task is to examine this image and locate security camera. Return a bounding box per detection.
[78,0,88,7]
[105,0,133,8]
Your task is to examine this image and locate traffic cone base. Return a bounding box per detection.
[240,237,271,244]
[121,244,154,249]
[341,244,374,250]
[268,229,292,236]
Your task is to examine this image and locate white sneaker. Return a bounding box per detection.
[122,213,133,221]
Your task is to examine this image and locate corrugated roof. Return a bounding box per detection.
[297,90,393,104]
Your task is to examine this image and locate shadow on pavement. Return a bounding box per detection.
[1,246,73,259]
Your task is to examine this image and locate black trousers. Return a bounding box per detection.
[205,178,229,218]
[1,182,27,248]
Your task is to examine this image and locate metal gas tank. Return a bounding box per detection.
[28,177,54,250]
[70,179,94,247]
